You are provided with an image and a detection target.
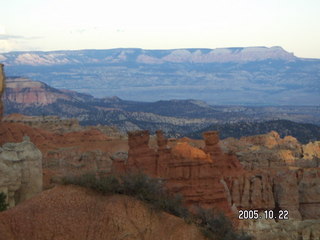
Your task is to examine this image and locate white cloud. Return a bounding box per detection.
[0,34,24,40]
[0,40,19,52]
[0,25,6,34]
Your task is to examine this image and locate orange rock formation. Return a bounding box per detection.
[125,130,245,216]
[125,129,320,224]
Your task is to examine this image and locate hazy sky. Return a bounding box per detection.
[1,0,320,58]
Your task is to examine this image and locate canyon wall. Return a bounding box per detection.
[221,132,320,220]
[126,130,320,239]
[220,132,320,239]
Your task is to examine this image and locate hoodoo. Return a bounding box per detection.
[126,129,244,216]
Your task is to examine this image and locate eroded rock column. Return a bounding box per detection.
[203,131,220,156]
[0,64,5,120]
[127,130,157,174]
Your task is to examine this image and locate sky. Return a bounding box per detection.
[1,0,320,58]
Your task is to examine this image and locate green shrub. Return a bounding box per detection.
[154,193,189,218]
[0,192,9,212]
[62,173,121,195]
[120,172,163,202]
[194,207,253,240]
[62,172,189,218]
[62,172,252,240]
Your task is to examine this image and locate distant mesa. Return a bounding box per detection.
[4,77,91,105]
[148,46,295,64]
[0,46,296,66]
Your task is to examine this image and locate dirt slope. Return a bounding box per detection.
[0,185,206,240]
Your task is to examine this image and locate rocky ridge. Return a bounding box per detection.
[3,113,122,136]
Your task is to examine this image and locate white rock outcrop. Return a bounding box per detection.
[0,136,42,207]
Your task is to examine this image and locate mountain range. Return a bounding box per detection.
[2,46,320,105]
[3,77,320,142]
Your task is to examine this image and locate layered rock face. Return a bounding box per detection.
[220,132,320,239]
[299,168,320,219]
[3,77,72,105]
[240,219,320,240]
[221,131,302,169]
[0,64,4,120]
[0,136,42,207]
[3,114,81,133]
[221,131,320,220]
[0,185,206,240]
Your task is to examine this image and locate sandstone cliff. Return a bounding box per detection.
[220,132,320,218]
[0,136,42,207]
[0,185,206,240]
[217,131,320,239]
[239,218,320,240]
[3,77,73,105]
